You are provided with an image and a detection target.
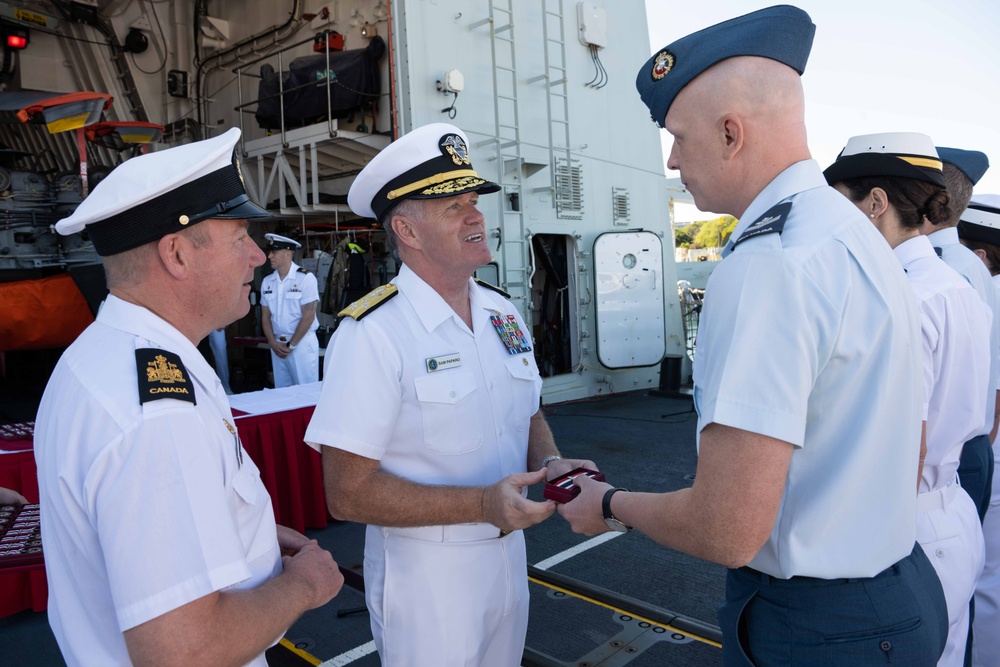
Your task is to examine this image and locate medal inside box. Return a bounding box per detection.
[0,503,43,571]
[543,468,605,504]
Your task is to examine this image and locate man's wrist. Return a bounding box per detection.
[540,454,562,468]
[287,342,296,350]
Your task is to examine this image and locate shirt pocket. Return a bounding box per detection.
[504,355,540,432]
[413,370,484,455]
[287,291,303,300]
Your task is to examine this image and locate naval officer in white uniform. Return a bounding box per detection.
[305,123,594,667]
[826,133,990,667]
[34,128,343,666]
[559,7,948,665]
[260,233,320,388]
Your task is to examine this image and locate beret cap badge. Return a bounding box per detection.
[440,134,471,167]
[651,51,675,81]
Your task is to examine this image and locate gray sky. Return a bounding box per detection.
[644,0,1000,221]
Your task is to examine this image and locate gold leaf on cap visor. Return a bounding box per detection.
[386,169,480,200]
[419,176,489,196]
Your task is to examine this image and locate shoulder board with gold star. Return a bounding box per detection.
[135,348,196,405]
[474,279,510,299]
[338,284,399,321]
[297,267,309,274]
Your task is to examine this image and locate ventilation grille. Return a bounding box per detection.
[612,187,630,226]
[554,158,583,220]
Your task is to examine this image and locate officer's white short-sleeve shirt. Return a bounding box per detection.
[930,227,1000,436]
[261,261,320,337]
[695,160,924,579]
[35,296,281,667]
[305,264,541,487]
[893,235,992,492]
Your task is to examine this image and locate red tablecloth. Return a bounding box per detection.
[0,449,46,617]
[234,405,330,534]
[0,407,329,618]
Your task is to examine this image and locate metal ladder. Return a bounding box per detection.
[471,0,530,315]
[536,0,574,215]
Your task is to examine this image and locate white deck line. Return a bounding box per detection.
[533,531,624,571]
[318,640,378,666]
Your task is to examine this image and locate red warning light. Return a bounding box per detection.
[5,33,27,50]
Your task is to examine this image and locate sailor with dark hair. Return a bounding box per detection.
[559,6,948,664]
[957,195,1000,667]
[35,128,343,666]
[826,132,989,666]
[261,232,320,387]
[305,122,595,666]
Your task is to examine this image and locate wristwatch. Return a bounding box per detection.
[602,487,632,532]
[540,454,562,468]
[287,342,296,351]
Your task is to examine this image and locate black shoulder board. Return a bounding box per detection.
[474,278,510,299]
[732,201,792,250]
[338,284,399,321]
[136,348,196,405]
[297,266,309,273]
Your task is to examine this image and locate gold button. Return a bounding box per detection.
[179,214,190,225]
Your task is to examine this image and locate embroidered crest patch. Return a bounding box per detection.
[732,201,792,249]
[439,134,471,166]
[651,50,675,81]
[136,348,196,405]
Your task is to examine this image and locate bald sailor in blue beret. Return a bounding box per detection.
[34,128,343,666]
[558,6,948,664]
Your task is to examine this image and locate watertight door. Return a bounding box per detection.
[593,231,666,369]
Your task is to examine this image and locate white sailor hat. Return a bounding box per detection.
[823,132,946,188]
[347,123,500,222]
[958,194,1000,246]
[636,5,816,127]
[937,147,990,186]
[264,233,301,251]
[55,127,270,256]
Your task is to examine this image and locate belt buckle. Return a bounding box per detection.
[498,529,511,539]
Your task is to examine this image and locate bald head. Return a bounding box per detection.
[665,56,811,217]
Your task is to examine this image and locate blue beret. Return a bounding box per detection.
[937,147,990,186]
[636,5,816,128]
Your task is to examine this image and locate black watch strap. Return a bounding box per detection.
[602,487,632,530]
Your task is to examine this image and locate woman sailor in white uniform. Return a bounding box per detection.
[826,133,990,667]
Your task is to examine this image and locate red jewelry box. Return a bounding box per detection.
[543,468,605,504]
[0,503,43,572]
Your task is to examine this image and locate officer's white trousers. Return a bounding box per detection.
[917,480,985,667]
[364,523,529,667]
[270,333,318,388]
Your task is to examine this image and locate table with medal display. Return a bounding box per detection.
[0,384,330,618]
[0,422,46,617]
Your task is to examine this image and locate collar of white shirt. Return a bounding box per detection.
[926,226,959,248]
[395,264,486,334]
[723,159,826,258]
[892,234,936,270]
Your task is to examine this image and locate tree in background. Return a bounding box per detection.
[674,216,738,248]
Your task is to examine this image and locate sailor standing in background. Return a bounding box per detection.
[825,133,989,667]
[558,7,948,664]
[956,196,1000,667]
[925,148,997,524]
[261,233,320,388]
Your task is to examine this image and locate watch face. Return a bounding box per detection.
[604,517,629,533]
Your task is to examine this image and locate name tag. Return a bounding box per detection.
[425,353,461,373]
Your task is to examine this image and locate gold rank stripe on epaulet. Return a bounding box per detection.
[297,266,308,273]
[474,278,510,299]
[338,284,399,320]
[135,348,196,405]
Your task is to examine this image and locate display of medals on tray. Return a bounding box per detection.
[0,421,34,442]
[0,503,43,571]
